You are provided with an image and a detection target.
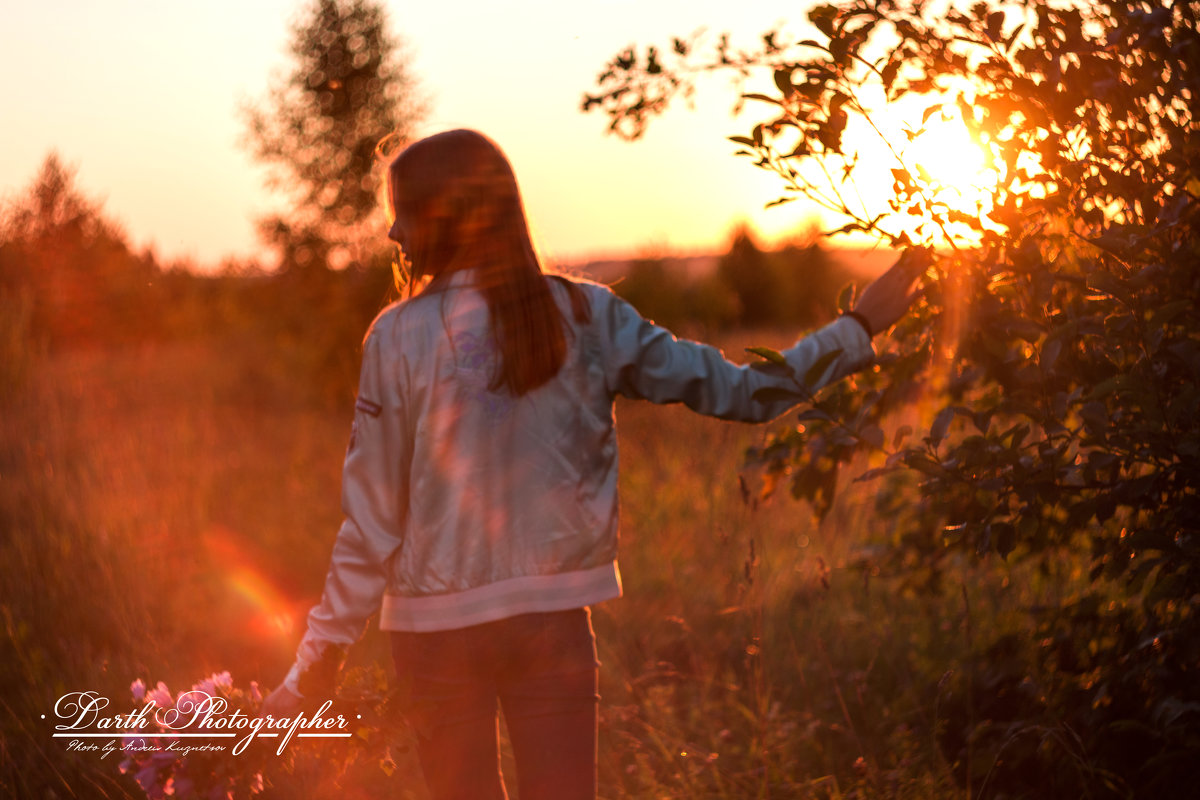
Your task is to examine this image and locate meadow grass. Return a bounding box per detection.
[0,332,1067,798]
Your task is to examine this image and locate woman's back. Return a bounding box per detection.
[267,127,926,800]
[366,272,623,632]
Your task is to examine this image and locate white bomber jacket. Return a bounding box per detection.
[285,270,874,693]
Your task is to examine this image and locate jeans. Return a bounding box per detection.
[391,608,600,800]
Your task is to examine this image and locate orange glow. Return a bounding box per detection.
[828,92,1006,246]
[202,526,297,641]
[905,113,992,196]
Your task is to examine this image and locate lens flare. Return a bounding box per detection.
[202,526,298,640]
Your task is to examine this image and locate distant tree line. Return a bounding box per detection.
[613,224,857,337]
[0,148,854,410]
[1,0,423,408]
[0,153,399,407]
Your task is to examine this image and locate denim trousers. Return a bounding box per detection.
[391,608,600,800]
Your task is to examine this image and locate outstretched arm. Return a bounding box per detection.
[264,320,411,714]
[595,248,928,421]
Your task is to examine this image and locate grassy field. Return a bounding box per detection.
[1,332,1054,799]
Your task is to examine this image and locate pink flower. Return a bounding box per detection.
[210,671,233,692]
[147,682,172,709]
[248,681,262,705]
[174,689,209,717]
[130,679,146,702]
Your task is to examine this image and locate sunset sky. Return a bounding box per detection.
[1,0,838,269]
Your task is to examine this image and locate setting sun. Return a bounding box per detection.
[815,91,1009,247]
[905,112,992,194]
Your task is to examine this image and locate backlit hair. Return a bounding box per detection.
[386,129,589,395]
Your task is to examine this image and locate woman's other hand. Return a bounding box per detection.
[261,682,305,719]
[851,246,933,336]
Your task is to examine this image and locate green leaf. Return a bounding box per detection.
[1040,337,1063,372]
[903,451,946,477]
[929,406,955,447]
[804,347,844,387]
[986,11,1005,41]
[836,282,855,312]
[797,407,834,423]
[753,386,805,404]
[746,346,788,365]
[1086,374,1126,402]
[809,4,838,38]
[830,91,849,119]
[772,68,794,96]
[858,424,885,450]
[1004,423,1030,449]
[1086,269,1132,304]
[743,92,782,106]
[991,522,1016,559]
[854,465,898,482]
[1150,299,1191,329]
[881,58,900,93]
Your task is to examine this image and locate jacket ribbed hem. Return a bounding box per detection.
[379,562,622,632]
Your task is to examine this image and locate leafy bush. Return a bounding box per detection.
[586,0,1200,795]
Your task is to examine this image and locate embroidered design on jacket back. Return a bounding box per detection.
[452,331,515,421]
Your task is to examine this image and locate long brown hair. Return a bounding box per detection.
[386,129,589,395]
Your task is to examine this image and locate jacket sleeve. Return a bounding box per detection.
[284,322,410,695]
[595,285,875,422]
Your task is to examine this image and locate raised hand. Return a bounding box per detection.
[850,246,932,336]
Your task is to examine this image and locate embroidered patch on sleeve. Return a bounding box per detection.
[355,397,382,417]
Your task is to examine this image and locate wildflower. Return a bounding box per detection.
[130,679,146,702]
[147,682,172,709]
[248,681,262,705]
[175,689,206,717]
[211,671,233,692]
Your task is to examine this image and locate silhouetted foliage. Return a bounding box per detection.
[0,154,165,352]
[717,225,850,327]
[0,150,398,407]
[716,226,774,326]
[588,0,1200,795]
[613,255,739,335]
[770,236,846,325]
[242,0,425,270]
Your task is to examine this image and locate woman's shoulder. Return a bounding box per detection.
[546,272,621,308]
[365,299,406,338]
[362,293,432,347]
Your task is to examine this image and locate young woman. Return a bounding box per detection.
[264,129,927,799]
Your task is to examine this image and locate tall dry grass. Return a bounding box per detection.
[1,329,1059,798]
